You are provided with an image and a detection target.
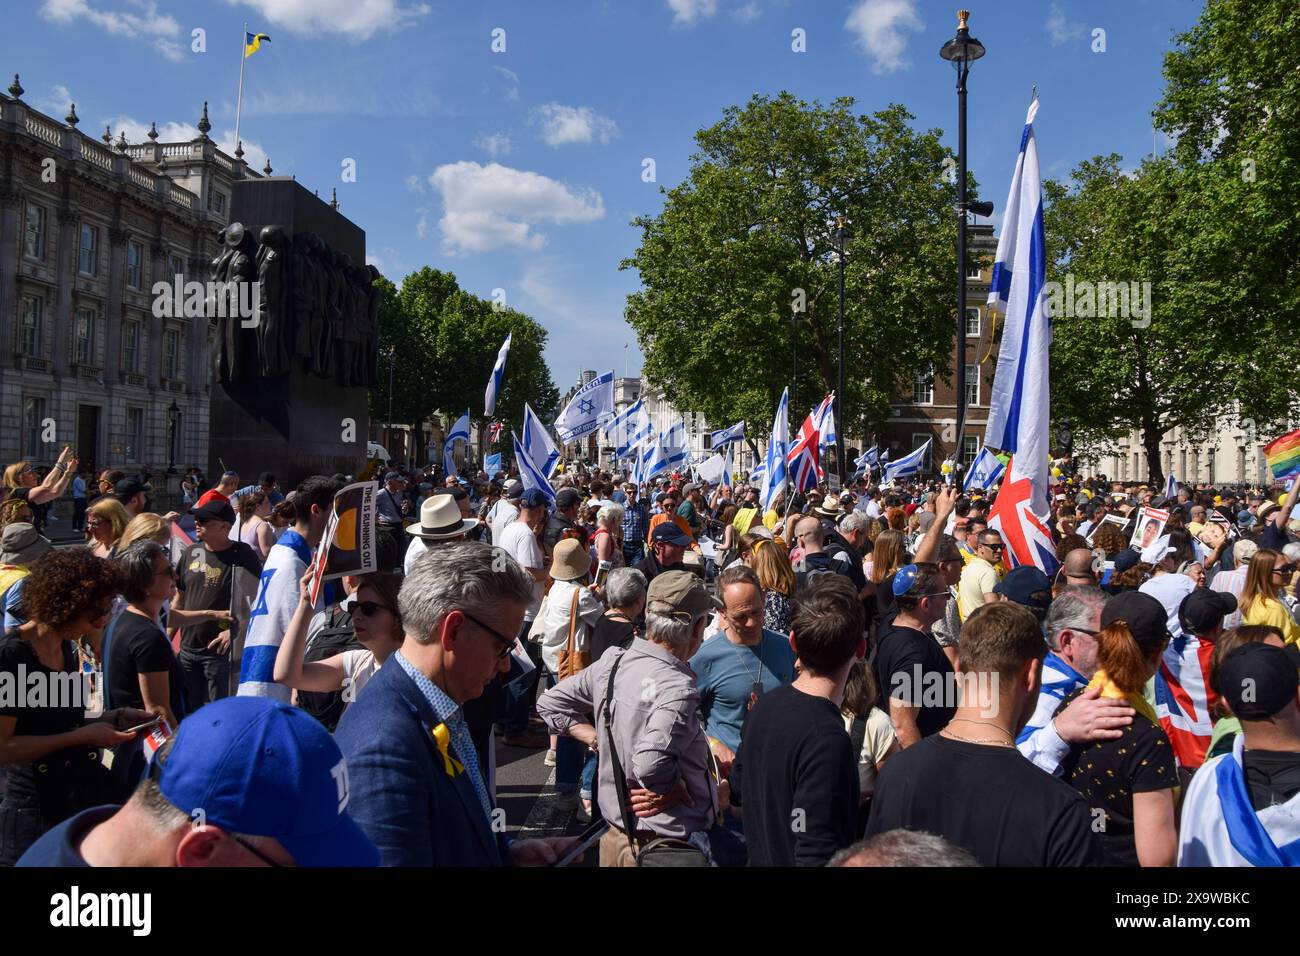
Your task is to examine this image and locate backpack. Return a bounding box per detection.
[296,605,362,732]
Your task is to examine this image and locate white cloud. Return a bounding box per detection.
[40,0,184,60]
[667,0,718,24]
[32,84,76,118]
[415,208,430,240]
[405,174,425,193]
[531,103,618,148]
[491,66,519,102]
[474,132,512,159]
[223,0,431,40]
[732,2,761,23]
[1045,2,1084,47]
[845,0,923,74]
[428,161,604,254]
[107,115,270,173]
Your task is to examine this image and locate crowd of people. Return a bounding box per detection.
[1,446,1299,868]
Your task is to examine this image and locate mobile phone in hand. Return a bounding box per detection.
[552,819,609,868]
[122,715,165,734]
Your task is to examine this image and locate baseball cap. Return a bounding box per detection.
[1101,591,1171,647]
[193,499,236,524]
[156,697,379,866]
[519,488,550,508]
[258,472,277,486]
[114,477,146,500]
[993,566,1053,616]
[555,488,582,509]
[650,522,692,547]
[504,480,524,499]
[1178,589,1236,635]
[1217,643,1300,721]
[646,569,721,621]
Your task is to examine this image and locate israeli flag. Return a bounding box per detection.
[511,431,556,506]
[523,403,560,478]
[484,333,511,417]
[760,388,789,511]
[710,421,746,448]
[812,394,837,453]
[1164,471,1178,500]
[604,400,653,459]
[642,433,670,482]
[443,409,471,478]
[555,370,615,445]
[856,446,879,470]
[963,446,1005,492]
[884,438,931,483]
[750,458,766,488]
[985,96,1052,517]
[660,421,690,472]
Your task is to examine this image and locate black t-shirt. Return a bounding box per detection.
[107,611,186,721]
[873,624,955,738]
[175,541,262,656]
[866,733,1105,866]
[590,614,636,664]
[1242,750,1300,812]
[1053,690,1177,867]
[730,683,859,867]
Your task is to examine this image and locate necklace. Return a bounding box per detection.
[942,718,1015,747]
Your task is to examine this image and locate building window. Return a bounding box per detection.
[912,366,934,406]
[1178,449,1187,480]
[169,254,184,282]
[1206,448,1215,485]
[911,433,933,471]
[962,434,980,467]
[127,241,143,289]
[79,223,98,276]
[208,183,226,215]
[125,407,144,463]
[23,397,46,459]
[965,307,980,337]
[19,295,43,357]
[163,328,180,379]
[122,320,141,373]
[24,203,46,260]
[966,263,983,280]
[74,307,97,365]
[964,363,980,407]
[169,410,182,465]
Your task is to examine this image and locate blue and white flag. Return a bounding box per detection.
[812,394,836,455]
[238,529,315,701]
[695,453,728,487]
[523,402,560,478]
[760,388,789,511]
[555,370,615,445]
[603,399,653,459]
[710,421,745,448]
[985,96,1051,519]
[484,453,502,479]
[963,446,1005,492]
[642,433,670,482]
[511,431,556,506]
[855,446,879,472]
[749,458,766,488]
[484,333,511,417]
[884,438,931,484]
[1164,471,1178,500]
[659,421,690,473]
[443,409,471,478]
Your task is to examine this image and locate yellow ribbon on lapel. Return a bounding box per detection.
[431,722,464,778]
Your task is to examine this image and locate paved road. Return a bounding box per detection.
[495,737,597,866]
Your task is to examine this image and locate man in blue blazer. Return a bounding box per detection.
[336,540,581,866]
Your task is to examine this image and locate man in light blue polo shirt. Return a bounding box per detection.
[690,563,796,770]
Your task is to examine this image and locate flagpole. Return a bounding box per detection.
[234,22,247,158]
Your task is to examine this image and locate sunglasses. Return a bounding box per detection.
[353,600,395,618]
[458,610,516,660]
[981,542,1005,551]
[1273,565,1295,576]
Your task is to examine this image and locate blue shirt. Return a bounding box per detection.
[16,805,116,866]
[392,651,493,824]
[233,484,285,506]
[71,476,86,499]
[621,501,649,546]
[2,576,27,629]
[690,628,797,753]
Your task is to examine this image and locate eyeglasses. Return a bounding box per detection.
[353,600,395,618]
[981,542,1005,552]
[1273,565,1295,576]
[921,591,951,601]
[230,833,290,867]
[458,610,516,660]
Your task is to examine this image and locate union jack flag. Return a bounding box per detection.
[786,411,821,493]
[1154,635,1217,769]
[987,454,1059,575]
[488,421,504,444]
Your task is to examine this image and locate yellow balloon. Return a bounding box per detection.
[1051,467,1062,478]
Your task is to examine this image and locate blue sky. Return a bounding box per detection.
[4,0,1200,392]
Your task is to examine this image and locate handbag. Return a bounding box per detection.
[555,589,591,680]
[602,653,709,867]
[526,592,550,643]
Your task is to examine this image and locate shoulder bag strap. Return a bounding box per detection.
[602,651,638,857]
[567,588,580,659]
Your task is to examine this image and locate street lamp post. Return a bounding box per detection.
[940,9,990,474]
[790,310,799,416]
[835,216,849,487]
[167,400,179,473]
[385,345,395,451]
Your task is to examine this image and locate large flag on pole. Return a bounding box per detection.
[511,432,556,506]
[603,399,653,459]
[989,455,1060,574]
[787,411,821,493]
[985,95,1052,521]
[522,403,560,478]
[484,333,511,417]
[963,446,1006,492]
[812,394,836,456]
[443,409,470,477]
[760,389,789,511]
[709,421,746,448]
[660,421,690,472]
[1164,470,1178,501]
[244,31,271,57]
[883,439,931,484]
[554,370,615,444]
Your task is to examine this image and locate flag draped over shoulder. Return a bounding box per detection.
[554,371,615,444]
[760,389,789,511]
[484,333,511,417]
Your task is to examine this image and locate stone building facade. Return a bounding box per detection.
[1,78,266,479]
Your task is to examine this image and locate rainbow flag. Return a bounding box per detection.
[1264,428,1300,481]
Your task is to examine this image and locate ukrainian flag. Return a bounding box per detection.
[244,32,270,57]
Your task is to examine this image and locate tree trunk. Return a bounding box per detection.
[1141,419,1165,489]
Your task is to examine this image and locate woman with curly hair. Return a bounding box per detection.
[1091,521,1129,559]
[0,549,149,865]
[84,498,129,559]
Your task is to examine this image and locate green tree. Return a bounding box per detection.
[621,92,968,440]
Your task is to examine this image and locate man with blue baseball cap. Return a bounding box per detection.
[17,697,378,867]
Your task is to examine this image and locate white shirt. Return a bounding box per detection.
[404,535,431,575]
[488,500,519,544]
[1211,567,1248,630]
[539,579,603,675]
[497,521,544,620]
[340,648,381,706]
[1140,572,1197,639]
